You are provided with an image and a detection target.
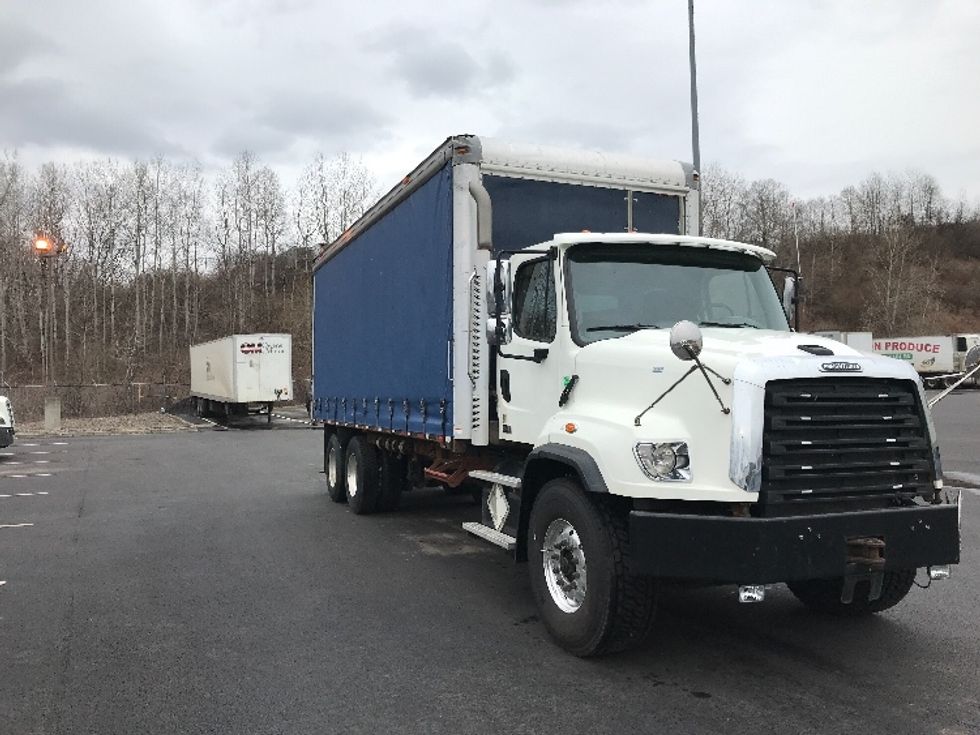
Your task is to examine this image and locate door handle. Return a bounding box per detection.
[558,375,579,407]
[500,370,511,402]
[498,347,549,363]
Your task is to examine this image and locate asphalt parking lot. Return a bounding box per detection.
[1,391,978,735]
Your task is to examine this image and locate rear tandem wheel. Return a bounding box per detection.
[325,432,348,503]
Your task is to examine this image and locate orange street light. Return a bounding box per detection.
[33,235,60,257]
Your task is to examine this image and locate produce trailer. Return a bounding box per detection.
[311,135,959,656]
[872,334,980,388]
[190,334,293,422]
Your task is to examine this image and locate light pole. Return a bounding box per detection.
[32,233,65,430]
[688,0,703,235]
[688,0,701,176]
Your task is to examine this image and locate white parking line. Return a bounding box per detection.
[0,494,9,498]
[35,460,50,464]
[36,473,52,477]
[272,413,314,424]
[0,523,34,529]
[9,474,27,479]
[20,443,39,447]
[51,442,68,446]
[6,461,23,465]
[30,451,50,455]
[16,493,32,497]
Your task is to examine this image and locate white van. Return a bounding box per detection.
[0,395,15,448]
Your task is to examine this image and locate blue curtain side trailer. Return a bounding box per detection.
[311,135,697,447]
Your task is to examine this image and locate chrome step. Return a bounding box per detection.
[468,470,522,488]
[462,522,516,551]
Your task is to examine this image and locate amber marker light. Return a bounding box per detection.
[564,422,577,434]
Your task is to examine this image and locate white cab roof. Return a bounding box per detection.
[549,233,777,262]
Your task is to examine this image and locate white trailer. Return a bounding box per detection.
[813,331,874,354]
[189,334,293,422]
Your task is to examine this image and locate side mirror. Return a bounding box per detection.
[965,344,980,372]
[669,320,703,361]
[486,315,513,346]
[782,276,797,324]
[486,259,512,318]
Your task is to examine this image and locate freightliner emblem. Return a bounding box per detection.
[819,361,862,373]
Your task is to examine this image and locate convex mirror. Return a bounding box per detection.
[486,314,513,346]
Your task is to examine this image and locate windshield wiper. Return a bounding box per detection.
[698,320,761,329]
[586,323,661,332]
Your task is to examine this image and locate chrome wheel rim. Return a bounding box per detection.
[327,446,339,489]
[346,453,359,498]
[542,517,587,613]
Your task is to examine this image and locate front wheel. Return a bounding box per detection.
[527,478,657,657]
[787,569,916,616]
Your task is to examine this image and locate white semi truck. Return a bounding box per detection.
[311,136,960,656]
[189,334,293,422]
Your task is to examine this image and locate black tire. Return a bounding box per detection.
[345,436,380,515]
[325,432,347,503]
[376,449,407,512]
[527,478,657,657]
[787,569,916,616]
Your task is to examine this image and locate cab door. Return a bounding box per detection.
[497,254,560,444]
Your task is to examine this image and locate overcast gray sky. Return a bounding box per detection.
[3,0,979,201]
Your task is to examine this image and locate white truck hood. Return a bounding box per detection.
[544,328,925,502]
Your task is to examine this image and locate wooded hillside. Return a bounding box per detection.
[1,152,977,394]
[700,165,979,334]
[0,152,374,390]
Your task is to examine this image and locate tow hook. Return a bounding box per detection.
[842,536,886,603]
[738,585,766,603]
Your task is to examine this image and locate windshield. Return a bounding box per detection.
[565,243,789,345]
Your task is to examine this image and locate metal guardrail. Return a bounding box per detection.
[2,383,191,421]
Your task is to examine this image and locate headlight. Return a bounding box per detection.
[634,441,691,482]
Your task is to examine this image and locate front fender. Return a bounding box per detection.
[524,443,610,494]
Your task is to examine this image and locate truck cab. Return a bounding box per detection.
[475,232,959,655]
